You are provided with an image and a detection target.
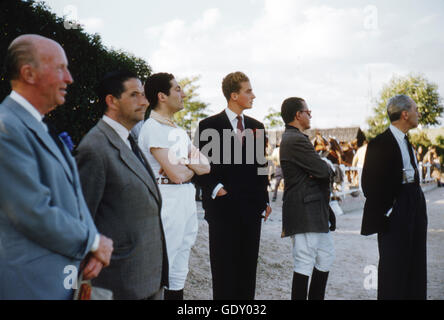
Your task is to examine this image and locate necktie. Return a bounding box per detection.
[45,122,66,154]
[128,134,146,166]
[236,115,244,143]
[404,135,419,184]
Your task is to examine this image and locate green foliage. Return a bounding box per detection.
[409,131,432,149]
[366,74,443,139]
[174,76,210,134]
[436,135,444,147]
[263,108,284,129]
[0,0,152,145]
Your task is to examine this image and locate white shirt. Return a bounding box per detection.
[9,92,101,251]
[138,118,191,180]
[225,107,245,133]
[389,124,417,183]
[102,115,132,150]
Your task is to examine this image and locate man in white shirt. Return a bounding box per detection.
[138,72,210,300]
[361,94,427,300]
[75,71,168,299]
[0,34,113,299]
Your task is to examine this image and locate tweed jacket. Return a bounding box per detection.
[280,125,335,237]
[75,120,168,299]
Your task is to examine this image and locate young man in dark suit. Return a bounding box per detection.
[361,94,427,300]
[195,71,271,300]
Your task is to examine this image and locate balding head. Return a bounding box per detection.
[4,34,61,81]
[4,35,73,114]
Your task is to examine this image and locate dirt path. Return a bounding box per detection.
[185,186,444,300]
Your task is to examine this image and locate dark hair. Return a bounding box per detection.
[144,72,175,111]
[222,71,250,102]
[96,70,138,113]
[281,97,306,124]
[4,38,38,81]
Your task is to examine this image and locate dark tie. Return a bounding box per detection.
[45,122,67,154]
[128,134,146,166]
[404,135,419,184]
[236,115,244,143]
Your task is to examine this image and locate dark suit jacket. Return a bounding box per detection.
[361,128,404,236]
[280,126,335,237]
[75,120,168,299]
[194,110,269,216]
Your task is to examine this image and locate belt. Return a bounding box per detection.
[156,177,192,185]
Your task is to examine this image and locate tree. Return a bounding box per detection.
[0,0,152,145]
[263,108,284,130]
[366,74,443,139]
[174,76,210,134]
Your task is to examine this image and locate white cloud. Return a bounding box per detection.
[143,0,444,128]
[80,17,104,33]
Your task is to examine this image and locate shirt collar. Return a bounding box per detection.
[102,115,131,143]
[9,90,44,123]
[389,124,406,141]
[225,107,243,122]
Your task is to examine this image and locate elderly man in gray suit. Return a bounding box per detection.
[280,97,336,300]
[0,34,113,300]
[75,70,168,300]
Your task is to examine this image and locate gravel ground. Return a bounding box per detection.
[184,184,444,300]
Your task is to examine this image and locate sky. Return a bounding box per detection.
[41,0,444,129]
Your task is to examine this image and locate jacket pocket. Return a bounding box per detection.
[111,242,135,261]
[303,193,323,220]
[303,193,322,203]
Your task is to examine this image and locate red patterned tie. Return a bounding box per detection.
[236,115,244,143]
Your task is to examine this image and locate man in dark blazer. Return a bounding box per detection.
[361,94,427,300]
[0,35,113,300]
[279,97,336,300]
[75,71,168,300]
[194,71,271,300]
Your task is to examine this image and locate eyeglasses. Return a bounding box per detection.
[300,109,312,116]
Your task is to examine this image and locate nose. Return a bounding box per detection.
[65,69,73,85]
[140,95,149,107]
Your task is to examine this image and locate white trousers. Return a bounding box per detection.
[159,183,198,290]
[291,232,335,277]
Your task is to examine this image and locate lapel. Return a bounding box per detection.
[97,120,161,206]
[217,110,233,131]
[6,97,74,184]
[244,115,255,130]
[384,128,404,171]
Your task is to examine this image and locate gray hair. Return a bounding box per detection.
[386,94,414,122]
[4,36,39,81]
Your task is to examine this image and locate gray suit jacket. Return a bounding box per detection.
[0,96,98,299]
[75,120,168,300]
[280,125,334,237]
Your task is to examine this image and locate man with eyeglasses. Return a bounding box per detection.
[279,97,336,300]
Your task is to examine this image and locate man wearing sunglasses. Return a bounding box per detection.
[279,97,336,300]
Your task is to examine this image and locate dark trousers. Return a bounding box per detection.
[207,205,262,300]
[377,183,428,300]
